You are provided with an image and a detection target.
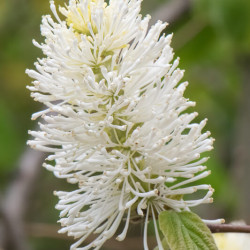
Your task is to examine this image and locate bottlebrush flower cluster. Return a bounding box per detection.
[26,0,215,249]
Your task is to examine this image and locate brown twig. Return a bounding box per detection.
[0,147,47,250]
[231,58,250,223]
[207,224,250,234]
[150,0,191,25]
[172,17,207,50]
[25,223,156,250]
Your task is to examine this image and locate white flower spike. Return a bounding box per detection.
[27,0,215,249]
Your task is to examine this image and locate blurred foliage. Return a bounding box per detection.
[0,0,249,249]
[194,0,250,53]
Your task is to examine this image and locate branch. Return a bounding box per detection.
[0,146,47,250]
[231,58,250,223]
[25,223,156,250]
[150,0,192,26]
[172,17,207,50]
[207,224,250,234]
[150,0,204,51]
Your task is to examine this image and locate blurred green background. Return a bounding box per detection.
[0,0,250,249]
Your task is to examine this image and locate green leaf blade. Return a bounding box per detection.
[159,210,218,250]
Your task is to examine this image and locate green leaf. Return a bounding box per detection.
[159,210,218,250]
